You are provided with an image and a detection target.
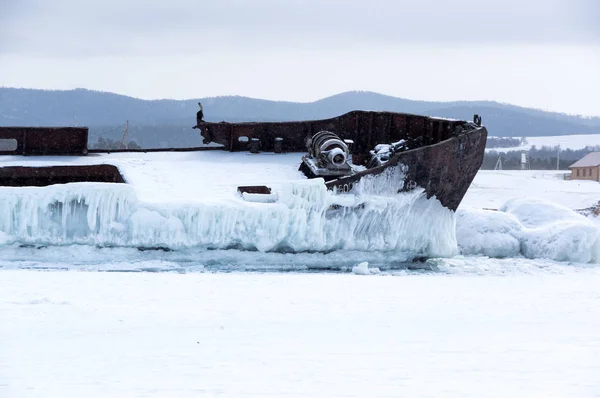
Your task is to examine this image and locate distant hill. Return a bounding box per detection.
[1,87,599,148]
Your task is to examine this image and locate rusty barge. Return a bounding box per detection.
[0,110,487,212]
[197,110,487,211]
[0,110,488,254]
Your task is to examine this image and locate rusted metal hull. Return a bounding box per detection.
[198,110,467,160]
[0,111,486,213]
[0,165,125,187]
[199,110,487,211]
[0,127,88,156]
[326,126,487,211]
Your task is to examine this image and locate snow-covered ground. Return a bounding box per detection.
[486,133,600,152]
[2,270,600,398]
[462,170,600,210]
[2,157,600,397]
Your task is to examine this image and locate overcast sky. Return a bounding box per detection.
[1,0,599,115]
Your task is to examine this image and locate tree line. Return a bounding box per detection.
[89,137,141,150]
[482,145,600,170]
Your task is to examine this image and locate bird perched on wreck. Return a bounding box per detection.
[192,102,204,129]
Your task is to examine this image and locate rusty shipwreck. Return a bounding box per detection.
[0,110,487,255]
[197,111,487,211]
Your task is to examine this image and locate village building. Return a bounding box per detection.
[569,152,600,181]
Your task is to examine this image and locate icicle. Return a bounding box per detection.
[0,179,458,258]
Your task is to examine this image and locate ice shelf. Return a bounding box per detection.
[0,164,457,257]
[2,152,600,263]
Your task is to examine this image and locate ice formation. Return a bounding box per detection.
[2,161,595,264]
[457,198,600,263]
[0,173,458,258]
[455,208,522,258]
[352,261,381,275]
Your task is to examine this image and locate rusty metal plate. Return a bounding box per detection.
[0,127,88,156]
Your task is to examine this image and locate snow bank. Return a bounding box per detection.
[456,209,521,258]
[457,198,600,263]
[502,198,600,263]
[4,165,595,264]
[0,176,457,258]
[499,198,584,228]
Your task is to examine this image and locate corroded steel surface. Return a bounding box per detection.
[0,127,88,156]
[198,110,464,160]
[237,186,272,195]
[326,126,488,211]
[88,146,224,154]
[0,165,125,187]
[198,110,486,211]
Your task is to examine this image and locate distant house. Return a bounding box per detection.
[569,152,600,181]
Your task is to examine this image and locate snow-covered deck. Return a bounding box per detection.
[2,152,600,210]
[0,151,308,203]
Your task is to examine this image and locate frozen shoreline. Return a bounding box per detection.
[2,152,600,264]
[2,270,599,398]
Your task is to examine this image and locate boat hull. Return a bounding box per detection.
[198,110,474,157]
[197,110,487,211]
[1,111,487,213]
[327,126,487,211]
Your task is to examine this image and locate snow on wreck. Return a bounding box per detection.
[0,111,487,258]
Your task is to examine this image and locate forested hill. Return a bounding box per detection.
[1,88,598,148]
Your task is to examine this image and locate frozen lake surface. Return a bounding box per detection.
[2,157,600,397]
[2,268,600,398]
